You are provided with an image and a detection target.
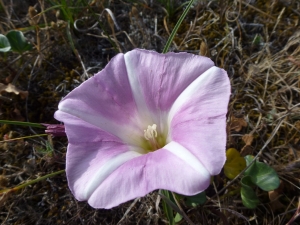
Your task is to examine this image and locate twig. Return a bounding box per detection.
[117,198,140,224]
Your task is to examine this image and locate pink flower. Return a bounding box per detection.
[54,49,231,209]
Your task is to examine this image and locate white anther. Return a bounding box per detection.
[144,124,157,140]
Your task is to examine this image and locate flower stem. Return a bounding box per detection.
[160,190,175,225]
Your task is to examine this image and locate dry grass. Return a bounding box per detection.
[0,0,299,224]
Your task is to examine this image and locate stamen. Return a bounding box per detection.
[143,124,160,151]
[144,124,157,140]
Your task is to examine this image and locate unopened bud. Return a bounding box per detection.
[42,124,66,137]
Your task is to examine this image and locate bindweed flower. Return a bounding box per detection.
[54,49,231,209]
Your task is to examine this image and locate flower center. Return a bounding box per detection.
[143,124,161,151]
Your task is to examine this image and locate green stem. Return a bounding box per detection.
[0,120,45,128]
[162,0,195,53]
[0,170,65,195]
[160,190,175,225]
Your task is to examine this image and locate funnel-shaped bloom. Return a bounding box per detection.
[54,49,230,209]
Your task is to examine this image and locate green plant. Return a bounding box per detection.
[46,0,89,26]
[224,149,280,209]
[241,155,280,208]
[0,31,32,54]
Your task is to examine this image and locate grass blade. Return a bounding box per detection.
[162,0,195,53]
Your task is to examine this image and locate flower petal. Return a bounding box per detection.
[54,110,121,144]
[84,144,210,209]
[55,53,145,145]
[168,66,231,175]
[67,141,142,201]
[69,141,210,209]
[124,49,215,130]
[55,111,147,200]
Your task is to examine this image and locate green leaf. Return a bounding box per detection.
[185,191,206,207]
[174,213,183,223]
[224,148,246,179]
[6,30,32,53]
[240,175,260,209]
[244,155,255,166]
[0,34,11,52]
[244,155,280,191]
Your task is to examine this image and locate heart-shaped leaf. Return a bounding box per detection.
[241,175,260,209]
[6,30,32,53]
[244,155,280,191]
[0,34,11,52]
[224,148,246,179]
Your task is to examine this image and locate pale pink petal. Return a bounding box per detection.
[124,49,214,118]
[55,111,146,201]
[55,111,148,201]
[168,66,231,175]
[83,142,210,209]
[54,110,121,144]
[67,141,143,201]
[56,54,145,145]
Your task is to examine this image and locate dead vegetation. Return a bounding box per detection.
[0,0,299,224]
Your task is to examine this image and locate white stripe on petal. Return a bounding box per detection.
[168,66,222,125]
[79,151,142,199]
[124,52,155,125]
[59,103,143,146]
[163,141,210,177]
